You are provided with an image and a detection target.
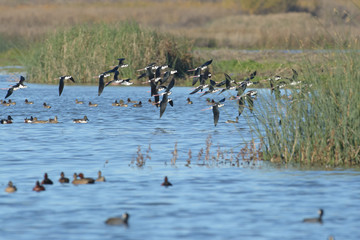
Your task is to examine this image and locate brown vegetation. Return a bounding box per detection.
[0,0,359,50]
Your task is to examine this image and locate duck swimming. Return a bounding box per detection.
[96,170,106,182]
[33,181,46,192]
[5,181,17,193]
[75,99,84,104]
[88,102,98,107]
[41,173,53,185]
[59,172,70,183]
[73,115,89,123]
[161,176,172,187]
[105,213,129,226]
[48,116,58,123]
[1,115,13,124]
[78,173,95,184]
[25,99,34,104]
[43,102,51,109]
[303,209,324,223]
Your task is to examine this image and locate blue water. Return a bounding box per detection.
[1,72,360,240]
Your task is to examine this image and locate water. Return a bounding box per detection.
[1,72,360,240]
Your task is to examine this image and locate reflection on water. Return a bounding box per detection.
[1,73,360,240]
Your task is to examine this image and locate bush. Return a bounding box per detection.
[22,22,194,84]
[250,51,360,166]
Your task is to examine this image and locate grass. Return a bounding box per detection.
[21,22,194,84]
[249,51,360,166]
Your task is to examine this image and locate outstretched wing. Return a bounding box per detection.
[5,87,14,99]
[59,77,65,96]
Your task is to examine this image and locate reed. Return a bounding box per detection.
[21,22,194,84]
[250,51,360,166]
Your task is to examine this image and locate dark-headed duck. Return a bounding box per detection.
[161,176,172,187]
[59,172,70,183]
[303,209,324,223]
[33,181,46,192]
[41,173,53,185]
[1,115,13,124]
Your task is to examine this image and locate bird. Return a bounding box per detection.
[43,102,51,108]
[237,96,245,116]
[96,170,106,182]
[1,100,11,106]
[88,102,98,107]
[105,213,130,226]
[226,116,239,123]
[127,98,137,104]
[75,99,84,104]
[31,117,48,124]
[41,173,53,185]
[161,176,172,187]
[103,58,128,75]
[303,209,324,223]
[1,115,13,124]
[212,98,225,126]
[5,75,27,99]
[33,181,46,192]
[98,73,110,96]
[186,97,193,104]
[24,99,34,104]
[133,101,142,107]
[59,172,70,183]
[73,115,89,123]
[78,173,95,184]
[8,99,15,105]
[219,73,237,94]
[58,75,75,96]
[48,116,58,123]
[24,116,34,123]
[112,100,120,106]
[72,173,94,184]
[188,59,213,72]
[5,181,17,193]
[160,78,175,118]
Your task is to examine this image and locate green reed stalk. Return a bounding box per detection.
[21,21,193,84]
[250,51,360,166]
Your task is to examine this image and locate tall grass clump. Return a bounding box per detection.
[22,21,193,84]
[251,52,360,166]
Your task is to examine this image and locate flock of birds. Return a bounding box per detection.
[1,57,301,126]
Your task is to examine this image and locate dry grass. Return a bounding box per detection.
[0,0,359,50]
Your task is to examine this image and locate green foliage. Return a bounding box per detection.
[22,22,194,84]
[250,52,360,166]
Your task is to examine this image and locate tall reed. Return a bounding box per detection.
[21,22,193,84]
[250,51,360,166]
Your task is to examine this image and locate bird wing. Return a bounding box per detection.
[59,77,65,96]
[98,75,105,96]
[201,59,213,68]
[5,87,14,99]
[160,94,168,118]
[212,105,219,127]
